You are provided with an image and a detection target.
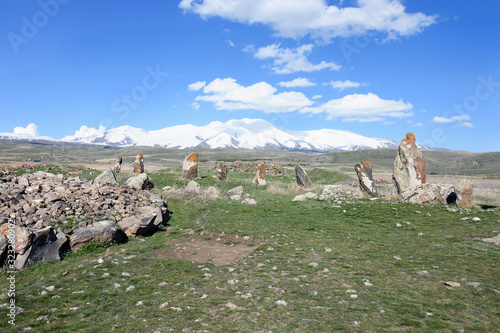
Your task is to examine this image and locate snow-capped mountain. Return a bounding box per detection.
[61,118,401,151]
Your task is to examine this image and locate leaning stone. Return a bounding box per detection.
[69,220,120,251]
[118,214,157,237]
[182,152,199,180]
[185,180,201,194]
[393,133,426,195]
[133,153,145,175]
[455,179,473,207]
[253,163,267,186]
[355,161,378,197]
[94,168,117,185]
[295,164,312,189]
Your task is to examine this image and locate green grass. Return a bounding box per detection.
[0,167,499,332]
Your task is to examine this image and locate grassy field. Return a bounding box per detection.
[1,165,499,332]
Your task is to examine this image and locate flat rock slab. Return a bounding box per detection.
[155,232,260,266]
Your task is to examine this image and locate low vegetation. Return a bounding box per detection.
[0,165,498,332]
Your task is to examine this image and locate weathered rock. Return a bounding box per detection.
[112,155,123,174]
[482,234,500,245]
[455,179,473,207]
[393,133,426,195]
[118,214,157,237]
[253,163,267,186]
[399,183,456,205]
[292,192,318,202]
[0,224,31,254]
[126,173,151,190]
[227,186,244,200]
[185,180,201,194]
[133,153,145,175]
[135,206,167,227]
[14,227,68,270]
[33,171,56,179]
[355,161,378,197]
[182,152,199,180]
[295,164,312,189]
[69,220,121,251]
[319,185,362,201]
[94,168,117,185]
[216,162,227,181]
[241,198,257,205]
[0,234,8,266]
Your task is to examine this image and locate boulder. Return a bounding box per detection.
[0,224,31,254]
[94,168,117,185]
[227,186,244,200]
[69,220,121,251]
[14,227,68,270]
[33,171,56,179]
[182,152,199,180]
[399,183,456,205]
[135,206,167,227]
[319,185,363,201]
[216,162,227,181]
[293,192,318,202]
[241,198,257,205]
[393,133,426,195]
[133,153,145,175]
[0,234,7,266]
[295,164,312,189]
[253,163,267,186]
[126,173,151,190]
[118,214,157,237]
[112,155,122,174]
[186,180,201,194]
[455,179,473,207]
[355,161,378,197]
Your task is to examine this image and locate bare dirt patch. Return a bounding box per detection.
[153,231,262,266]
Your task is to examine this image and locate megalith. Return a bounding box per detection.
[355,161,378,197]
[253,163,267,186]
[133,153,144,175]
[182,152,199,180]
[393,133,426,195]
[295,164,313,189]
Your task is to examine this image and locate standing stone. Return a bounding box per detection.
[182,152,199,180]
[455,179,473,207]
[355,161,378,197]
[393,133,426,195]
[216,162,227,181]
[295,164,312,189]
[133,153,145,175]
[113,155,122,174]
[253,163,267,186]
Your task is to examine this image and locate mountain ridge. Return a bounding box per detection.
[1,118,439,152]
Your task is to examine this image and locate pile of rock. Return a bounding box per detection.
[0,171,169,269]
[319,185,363,201]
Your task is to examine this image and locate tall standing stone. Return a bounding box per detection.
[393,133,426,195]
[133,153,144,175]
[295,164,312,189]
[455,179,474,207]
[112,155,122,174]
[216,162,227,181]
[182,152,199,180]
[355,161,378,197]
[253,163,267,186]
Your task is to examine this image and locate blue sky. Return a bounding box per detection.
[1,0,499,152]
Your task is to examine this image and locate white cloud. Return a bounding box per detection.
[188,81,207,91]
[301,93,413,122]
[383,121,396,125]
[312,95,322,99]
[328,80,363,91]
[179,0,437,41]
[13,123,39,137]
[415,122,423,127]
[227,40,235,47]
[73,125,106,138]
[191,102,200,110]
[460,122,474,128]
[195,77,313,113]
[432,115,471,123]
[254,44,340,74]
[277,77,316,88]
